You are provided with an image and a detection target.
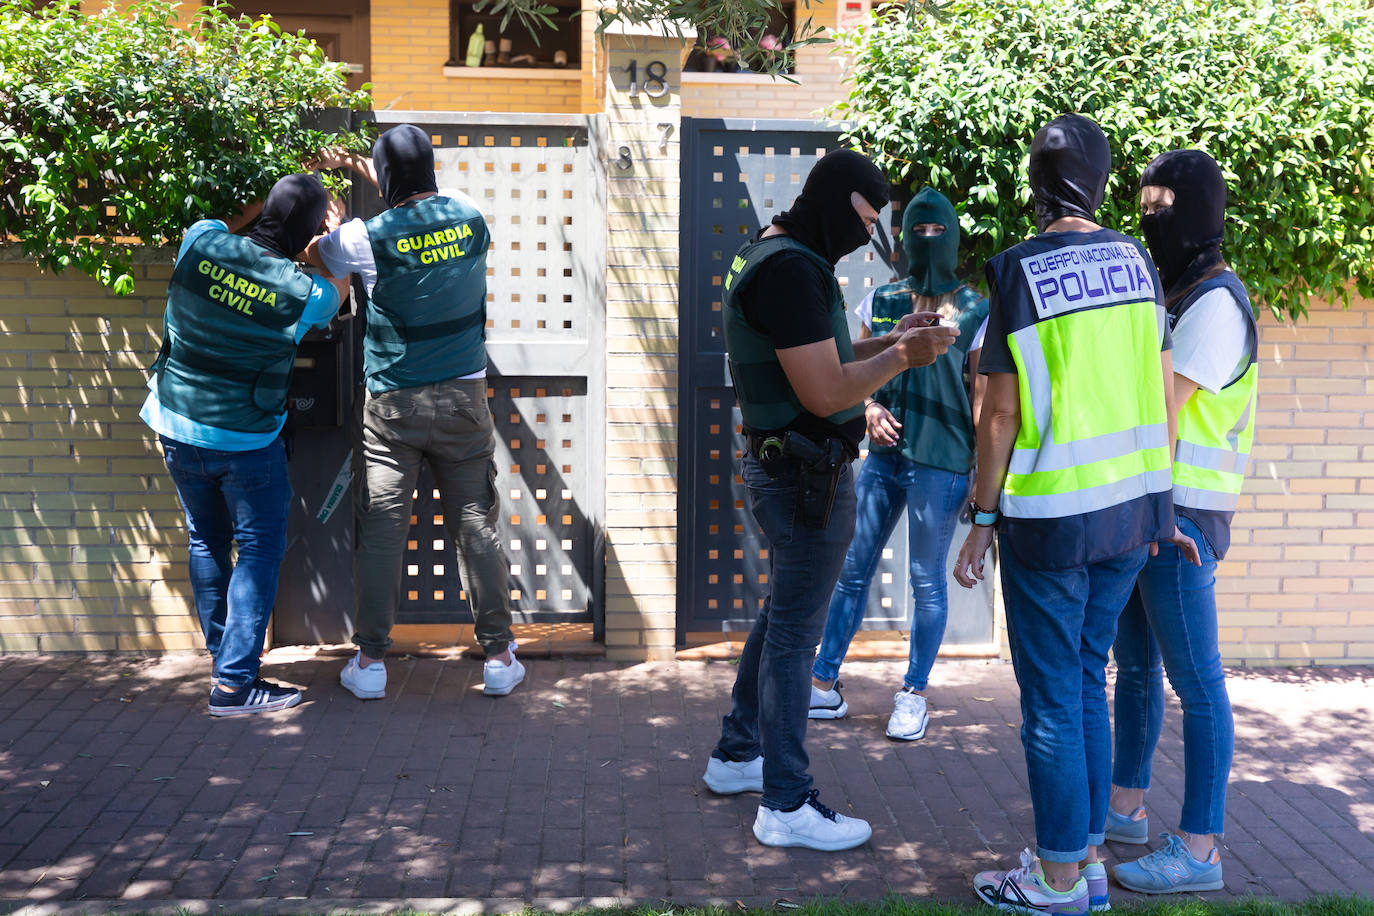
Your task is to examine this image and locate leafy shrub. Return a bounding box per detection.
[832,0,1374,320]
[0,0,372,294]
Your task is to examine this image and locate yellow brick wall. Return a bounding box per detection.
[1218,294,1374,665]
[0,261,202,653]
[600,27,687,662]
[368,0,597,113]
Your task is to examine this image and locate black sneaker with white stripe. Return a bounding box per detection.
[208,679,302,717]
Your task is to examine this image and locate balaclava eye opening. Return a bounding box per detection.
[771,149,891,265]
[246,174,328,259]
[1028,114,1111,232]
[901,186,960,297]
[373,124,439,209]
[1138,149,1226,299]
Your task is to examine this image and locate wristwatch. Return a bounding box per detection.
[970,499,1000,527]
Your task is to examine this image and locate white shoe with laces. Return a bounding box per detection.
[886,688,929,740]
[483,641,525,696]
[339,652,386,700]
[752,790,872,851]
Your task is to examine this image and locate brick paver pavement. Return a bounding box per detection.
[1,654,1371,912]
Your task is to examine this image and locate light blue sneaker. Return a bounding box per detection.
[1113,833,1224,894]
[1081,861,1110,911]
[1104,806,1149,844]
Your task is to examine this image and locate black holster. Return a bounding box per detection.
[754,431,846,529]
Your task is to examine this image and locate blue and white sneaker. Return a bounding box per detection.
[208,678,302,717]
[1113,833,1224,894]
[974,848,1089,915]
[1104,806,1149,844]
[1081,861,1110,911]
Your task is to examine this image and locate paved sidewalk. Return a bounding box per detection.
[1,653,1372,912]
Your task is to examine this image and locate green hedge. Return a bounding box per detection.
[833,0,1374,320]
[0,0,372,294]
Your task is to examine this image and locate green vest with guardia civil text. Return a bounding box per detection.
[152,229,314,433]
[364,195,489,393]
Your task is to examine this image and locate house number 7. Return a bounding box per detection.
[625,60,669,98]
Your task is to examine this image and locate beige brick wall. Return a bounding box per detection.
[1,277,1372,664]
[1218,293,1374,665]
[0,260,201,653]
[599,26,687,662]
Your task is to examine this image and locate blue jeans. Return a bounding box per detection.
[1112,514,1232,836]
[160,435,291,688]
[813,452,969,690]
[1000,540,1149,863]
[715,455,857,810]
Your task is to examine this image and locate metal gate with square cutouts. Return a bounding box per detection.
[675,118,994,648]
[276,112,606,645]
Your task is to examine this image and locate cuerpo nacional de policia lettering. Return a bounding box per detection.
[1020,241,1154,318]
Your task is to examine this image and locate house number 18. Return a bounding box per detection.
[625,60,669,98]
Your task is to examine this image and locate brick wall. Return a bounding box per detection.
[367,0,595,114]
[599,25,687,662]
[0,260,201,653]
[680,2,849,120]
[2,265,1368,662]
[1218,293,1374,665]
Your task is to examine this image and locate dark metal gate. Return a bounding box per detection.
[676,117,994,647]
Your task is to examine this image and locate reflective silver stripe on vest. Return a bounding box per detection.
[1173,484,1239,512]
[1174,440,1250,475]
[1007,324,1169,476]
[1010,424,1170,475]
[1002,469,1174,519]
[1226,389,1254,451]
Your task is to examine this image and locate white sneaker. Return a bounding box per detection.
[752,790,872,851]
[340,652,386,700]
[483,641,525,696]
[808,682,848,719]
[886,689,928,741]
[702,755,763,794]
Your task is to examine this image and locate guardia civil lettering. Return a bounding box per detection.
[395,223,476,265]
[197,259,277,315]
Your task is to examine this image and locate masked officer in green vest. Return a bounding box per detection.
[142,173,351,717]
[308,125,523,700]
[1107,149,1257,895]
[700,149,960,852]
[952,115,1198,914]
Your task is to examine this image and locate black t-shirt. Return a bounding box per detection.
[739,250,866,448]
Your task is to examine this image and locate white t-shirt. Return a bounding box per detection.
[1170,287,1253,394]
[316,188,486,380]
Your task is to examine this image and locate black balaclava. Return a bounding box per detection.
[902,186,960,296]
[373,124,439,209]
[1139,149,1226,298]
[247,173,328,259]
[1028,114,1111,232]
[771,149,891,265]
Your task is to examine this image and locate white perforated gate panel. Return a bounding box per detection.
[363,116,604,626]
